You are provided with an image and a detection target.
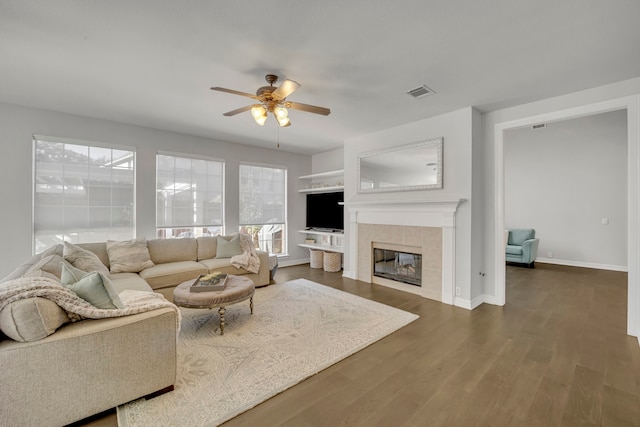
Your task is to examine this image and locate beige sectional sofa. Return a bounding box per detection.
[80,236,270,297]
[0,235,270,426]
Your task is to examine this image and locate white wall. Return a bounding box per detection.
[0,103,313,277]
[343,107,478,305]
[312,147,344,173]
[504,110,627,270]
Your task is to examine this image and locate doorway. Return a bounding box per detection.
[494,96,640,337]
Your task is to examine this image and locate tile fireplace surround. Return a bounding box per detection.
[346,199,464,305]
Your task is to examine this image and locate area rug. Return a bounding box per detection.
[117,278,418,426]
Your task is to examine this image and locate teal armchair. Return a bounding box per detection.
[506,228,539,268]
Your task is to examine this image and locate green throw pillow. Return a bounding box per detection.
[61,263,124,310]
[215,234,242,258]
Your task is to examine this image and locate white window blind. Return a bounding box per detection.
[239,164,286,226]
[33,136,135,252]
[156,154,224,237]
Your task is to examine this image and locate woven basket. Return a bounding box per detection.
[323,251,342,272]
[309,249,324,269]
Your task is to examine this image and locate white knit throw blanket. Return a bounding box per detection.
[230,233,261,274]
[0,276,181,332]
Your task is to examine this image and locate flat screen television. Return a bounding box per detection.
[306,191,344,231]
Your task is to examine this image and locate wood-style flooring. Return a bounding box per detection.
[76,263,639,427]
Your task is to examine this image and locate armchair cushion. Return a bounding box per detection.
[507,229,535,246]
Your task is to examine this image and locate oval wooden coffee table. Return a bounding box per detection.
[173,275,255,335]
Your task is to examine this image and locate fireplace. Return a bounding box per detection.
[346,199,464,304]
[373,248,422,286]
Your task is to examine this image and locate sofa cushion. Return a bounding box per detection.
[507,229,535,246]
[106,238,155,273]
[1,244,63,283]
[61,263,124,309]
[196,236,217,261]
[215,234,242,258]
[147,238,198,264]
[0,297,69,342]
[108,273,153,293]
[63,242,110,275]
[506,245,523,256]
[198,258,250,276]
[139,261,207,289]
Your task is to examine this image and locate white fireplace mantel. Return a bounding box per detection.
[345,198,465,305]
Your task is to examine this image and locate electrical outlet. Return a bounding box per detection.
[547,251,553,258]
[455,287,461,296]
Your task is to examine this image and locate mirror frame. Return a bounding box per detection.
[357,137,443,193]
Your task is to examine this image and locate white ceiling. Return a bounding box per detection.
[1,1,639,155]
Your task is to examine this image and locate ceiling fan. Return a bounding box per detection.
[210,74,330,127]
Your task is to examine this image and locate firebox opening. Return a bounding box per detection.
[373,248,422,287]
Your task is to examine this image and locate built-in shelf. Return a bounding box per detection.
[298,229,344,253]
[299,169,344,193]
[298,169,344,180]
[299,185,344,193]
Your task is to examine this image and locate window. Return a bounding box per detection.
[33,136,135,253]
[239,164,287,254]
[156,154,224,238]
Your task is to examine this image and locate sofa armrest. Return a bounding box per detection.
[255,250,270,287]
[0,307,178,426]
[521,238,539,263]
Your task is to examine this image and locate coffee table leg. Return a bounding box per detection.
[250,297,254,314]
[218,306,226,335]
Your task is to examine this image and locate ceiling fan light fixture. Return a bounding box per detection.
[277,116,290,127]
[251,105,268,126]
[274,106,288,119]
[213,74,330,128]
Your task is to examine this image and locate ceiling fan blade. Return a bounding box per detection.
[211,87,259,100]
[272,79,300,100]
[287,101,331,116]
[223,105,253,116]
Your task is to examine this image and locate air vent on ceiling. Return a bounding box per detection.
[406,85,435,99]
[532,123,547,130]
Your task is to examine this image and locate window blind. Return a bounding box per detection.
[239,164,286,226]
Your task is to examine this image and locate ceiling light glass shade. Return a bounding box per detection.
[274,106,288,119]
[278,117,291,127]
[251,105,268,126]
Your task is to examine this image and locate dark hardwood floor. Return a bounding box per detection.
[77,263,639,427]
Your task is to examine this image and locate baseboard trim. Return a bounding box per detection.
[536,258,628,272]
[482,294,503,306]
[454,295,484,310]
[278,258,309,268]
[342,269,355,279]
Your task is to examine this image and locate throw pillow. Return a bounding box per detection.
[215,234,243,258]
[63,242,110,275]
[0,297,70,342]
[0,244,63,283]
[106,237,155,273]
[60,263,124,310]
[24,254,66,279]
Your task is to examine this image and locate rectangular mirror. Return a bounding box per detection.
[358,137,443,193]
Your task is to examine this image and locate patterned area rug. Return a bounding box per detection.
[117,278,418,426]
